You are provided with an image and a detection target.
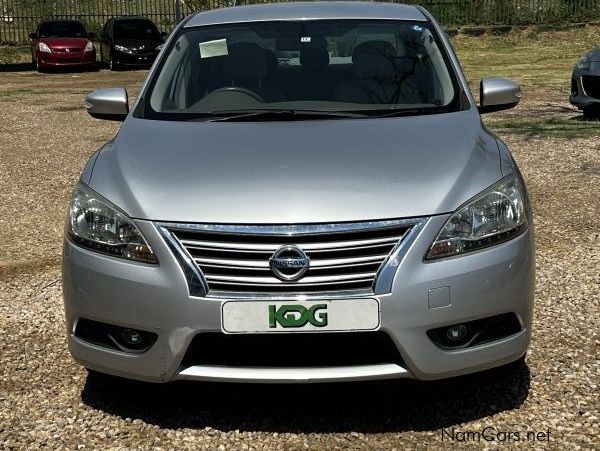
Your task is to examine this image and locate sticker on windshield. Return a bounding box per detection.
[300,36,311,43]
[199,39,228,58]
[411,25,424,32]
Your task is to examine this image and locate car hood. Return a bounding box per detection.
[41,37,89,49]
[89,110,503,223]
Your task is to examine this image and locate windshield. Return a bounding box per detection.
[144,19,463,120]
[39,21,87,38]
[114,20,160,40]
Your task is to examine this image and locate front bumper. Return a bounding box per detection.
[38,50,96,68]
[62,215,535,383]
[112,50,158,67]
[570,68,600,108]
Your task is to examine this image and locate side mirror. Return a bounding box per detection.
[84,88,129,121]
[29,32,37,39]
[160,31,168,37]
[88,32,97,39]
[478,77,522,114]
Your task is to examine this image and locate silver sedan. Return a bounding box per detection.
[63,2,534,384]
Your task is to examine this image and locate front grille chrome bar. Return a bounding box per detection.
[179,235,404,252]
[157,218,428,299]
[195,254,389,270]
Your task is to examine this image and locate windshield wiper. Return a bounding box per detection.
[192,109,369,122]
[358,105,452,118]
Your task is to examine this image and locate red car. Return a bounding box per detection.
[30,20,96,72]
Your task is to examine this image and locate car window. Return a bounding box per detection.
[114,20,160,40]
[39,21,87,38]
[145,19,462,120]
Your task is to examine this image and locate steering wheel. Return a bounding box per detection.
[205,86,265,103]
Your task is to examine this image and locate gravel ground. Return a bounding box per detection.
[1,43,599,449]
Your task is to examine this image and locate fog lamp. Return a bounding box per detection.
[446,324,468,342]
[122,329,143,346]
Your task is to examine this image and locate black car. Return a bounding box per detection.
[570,48,600,118]
[99,17,166,70]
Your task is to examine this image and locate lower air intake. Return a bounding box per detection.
[181,331,404,368]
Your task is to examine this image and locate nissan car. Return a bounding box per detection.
[64,2,535,384]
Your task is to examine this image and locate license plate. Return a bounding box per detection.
[221,299,380,333]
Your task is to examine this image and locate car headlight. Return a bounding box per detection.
[114,44,131,54]
[426,174,529,260]
[577,55,590,71]
[68,183,157,263]
[84,40,94,52]
[38,42,51,53]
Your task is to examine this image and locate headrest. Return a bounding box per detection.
[353,54,398,79]
[302,35,327,49]
[300,47,329,69]
[224,42,267,80]
[299,35,329,69]
[352,41,415,79]
[352,40,396,62]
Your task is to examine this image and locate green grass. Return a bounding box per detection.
[489,117,600,138]
[453,26,600,91]
[0,88,57,101]
[453,26,600,139]
[0,45,30,64]
[0,88,35,97]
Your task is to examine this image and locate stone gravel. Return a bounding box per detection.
[0,64,599,449]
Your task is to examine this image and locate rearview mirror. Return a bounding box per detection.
[478,77,522,114]
[84,88,129,121]
[29,32,36,39]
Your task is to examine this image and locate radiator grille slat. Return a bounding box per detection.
[167,222,413,296]
[179,235,403,252]
[194,254,389,270]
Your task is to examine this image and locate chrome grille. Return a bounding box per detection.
[159,220,423,297]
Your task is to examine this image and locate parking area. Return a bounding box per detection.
[0,27,599,449]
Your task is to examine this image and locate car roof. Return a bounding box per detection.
[184,1,428,28]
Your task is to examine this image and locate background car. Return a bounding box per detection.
[99,17,165,70]
[570,48,600,118]
[29,20,96,72]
